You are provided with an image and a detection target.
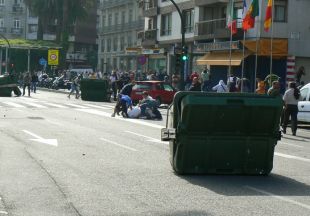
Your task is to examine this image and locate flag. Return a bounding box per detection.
[227,0,237,35]
[242,0,247,18]
[264,0,272,32]
[242,0,259,30]
[228,20,237,35]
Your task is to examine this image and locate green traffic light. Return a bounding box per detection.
[182,55,188,61]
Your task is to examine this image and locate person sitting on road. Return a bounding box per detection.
[111,94,133,118]
[139,91,162,120]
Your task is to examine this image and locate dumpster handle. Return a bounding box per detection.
[166,104,173,128]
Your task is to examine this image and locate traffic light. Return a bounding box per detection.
[181,46,189,61]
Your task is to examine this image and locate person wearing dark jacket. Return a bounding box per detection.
[31,72,39,93]
[23,72,32,96]
[188,77,201,91]
[119,80,135,96]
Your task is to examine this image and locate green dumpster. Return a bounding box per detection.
[161,92,283,175]
[80,79,111,102]
[0,75,21,97]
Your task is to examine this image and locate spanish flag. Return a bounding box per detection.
[264,0,272,32]
[242,0,259,30]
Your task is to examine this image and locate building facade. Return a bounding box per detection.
[97,0,144,73]
[139,0,310,86]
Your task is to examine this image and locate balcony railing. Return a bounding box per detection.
[138,29,157,47]
[100,0,132,9]
[12,5,23,13]
[141,0,158,17]
[101,20,144,34]
[11,28,23,34]
[0,27,6,33]
[195,18,243,40]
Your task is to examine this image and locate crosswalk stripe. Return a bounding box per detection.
[65,103,88,109]
[2,102,26,108]
[19,101,47,108]
[84,104,111,109]
[41,102,68,108]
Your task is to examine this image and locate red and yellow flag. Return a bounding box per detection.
[264,0,272,32]
[242,0,259,30]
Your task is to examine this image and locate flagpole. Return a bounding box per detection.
[254,0,262,93]
[228,0,234,79]
[269,0,274,83]
[241,29,246,93]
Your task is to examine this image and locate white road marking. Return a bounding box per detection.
[42,102,68,108]
[66,103,88,109]
[2,102,26,108]
[100,138,138,152]
[76,109,163,129]
[22,130,58,147]
[279,141,303,148]
[245,186,310,210]
[19,101,47,108]
[83,104,110,109]
[275,152,310,163]
[125,131,168,145]
[0,210,8,215]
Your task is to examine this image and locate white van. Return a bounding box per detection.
[69,68,93,78]
[298,83,310,123]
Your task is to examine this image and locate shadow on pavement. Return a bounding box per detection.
[179,174,310,196]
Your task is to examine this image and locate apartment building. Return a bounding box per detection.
[97,0,144,72]
[0,0,26,39]
[140,0,310,86]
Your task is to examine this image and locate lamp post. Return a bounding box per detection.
[0,33,11,74]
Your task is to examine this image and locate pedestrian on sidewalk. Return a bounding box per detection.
[23,72,31,96]
[282,82,301,136]
[31,72,39,93]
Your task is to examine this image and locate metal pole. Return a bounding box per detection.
[169,0,185,90]
[0,48,2,75]
[254,0,262,93]
[241,30,246,92]
[269,0,274,83]
[228,0,234,78]
[5,46,8,73]
[27,49,31,72]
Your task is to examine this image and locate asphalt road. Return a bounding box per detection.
[0,90,310,216]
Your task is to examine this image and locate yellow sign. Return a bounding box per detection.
[48,49,59,65]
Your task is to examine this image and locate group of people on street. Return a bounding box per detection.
[19,71,39,97]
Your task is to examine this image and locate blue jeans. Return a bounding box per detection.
[31,82,37,93]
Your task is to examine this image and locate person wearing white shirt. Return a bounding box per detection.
[212,80,228,93]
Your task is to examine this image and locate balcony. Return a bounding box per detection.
[195,18,243,40]
[12,5,23,13]
[100,0,132,9]
[101,20,144,34]
[11,28,23,35]
[138,29,157,47]
[141,0,158,17]
[0,27,6,33]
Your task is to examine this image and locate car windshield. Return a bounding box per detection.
[133,83,152,90]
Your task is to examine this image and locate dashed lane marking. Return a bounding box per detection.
[2,102,26,108]
[0,211,8,215]
[83,104,111,109]
[19,101,47,108]
[66,103,88,109]
[245,186,310,210]
[125,131,168,145]
[275,152,310,163]
[100,138,138,152]
[41,102,68,108]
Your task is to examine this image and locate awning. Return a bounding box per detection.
[242,39,288,57]
[196,50,251,66]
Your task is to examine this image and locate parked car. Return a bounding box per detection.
[298,83,310,123]
[131,81,176,105]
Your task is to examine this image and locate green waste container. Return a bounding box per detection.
[161,92,283,175]
[0,75,20,97]
[80,79,111,102]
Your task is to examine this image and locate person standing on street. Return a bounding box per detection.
[282,82,300,136]
[201,67,210,92]
[188,77,201,91]
[23,72,31,96]
[31,72,39,93]
[68,75,81,99]
[212,80,228,93]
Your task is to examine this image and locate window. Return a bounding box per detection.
[14,19,20,28]
[101,39,105,52]
[0,18,4,28]
[127,35,132,47]
[147,19,153,30]
[161,13,172,36]
[113,37,118,51]
[163,84,174,91]
[120,36,124,50]
[129,9,133,23]
[102,15,106,27]
[121,11,126,24]
[108,14,112,26]
[184,9,194,33]
[274,0,287,22]
[114,12,119,25]
[0,0,5,6]
[28,24,37,33]
[107,38,111,52]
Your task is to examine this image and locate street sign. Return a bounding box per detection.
[39,58,47,66]
[48,49,59,65]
